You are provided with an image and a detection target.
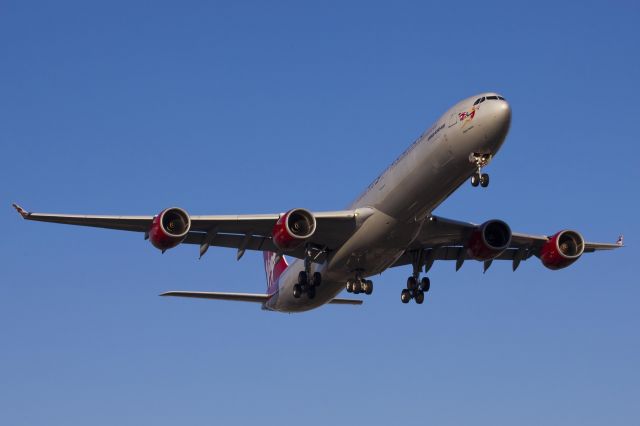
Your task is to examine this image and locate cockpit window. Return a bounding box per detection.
[487,95,498,100]
[497,96,505,100]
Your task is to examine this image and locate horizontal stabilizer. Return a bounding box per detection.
[160,291,269,303]
[328,298,363,305]
[160,291,362,305]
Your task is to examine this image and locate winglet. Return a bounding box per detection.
[616,235,624,246]
[12,203,30,218]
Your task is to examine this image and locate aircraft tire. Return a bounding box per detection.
[480,173,489,187]
[346,280,354,293]
[312,272,322,287]
[293,284,302,298]
[407,276,418,290]
[364,280,373,295]
[471,173,480,187]
[420,277,431,292]
[308,286,316,299]
[414,290,425,304]
[401,289,411,304]
[298,271,308,285]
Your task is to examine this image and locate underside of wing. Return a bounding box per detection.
[393,215,623,271]
[13,203,359,261]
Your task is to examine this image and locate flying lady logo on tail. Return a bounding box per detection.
[263,251,288,295]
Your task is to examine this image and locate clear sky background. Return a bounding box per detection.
[2,1,639,425]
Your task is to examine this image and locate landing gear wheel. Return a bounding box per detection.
[312,272,322,287]
[293,284,302,298]
[362,280,373,295]
[298,271,308,285]
[401,289,412,304]
[307,286,316,299]
[414,290,425,304]
[353,280,362,294]
[407,276,418,290]
[480,173,489,187]
[420,277,431,292]
[346,280,354,293]
[471,173,480,187]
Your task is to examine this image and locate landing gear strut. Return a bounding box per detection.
[469,153,491,188]
[401,250,431,304]
[293,244,323,299]
[346,271,374,295]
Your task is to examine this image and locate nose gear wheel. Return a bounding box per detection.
[469,153,492,188]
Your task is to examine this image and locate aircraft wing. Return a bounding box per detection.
[12,203,357,261]
[392,215,623,271]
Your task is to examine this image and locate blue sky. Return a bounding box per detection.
[2,1,639,425]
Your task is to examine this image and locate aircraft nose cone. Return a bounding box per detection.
[486,99,511,144]
[496,100,511,134]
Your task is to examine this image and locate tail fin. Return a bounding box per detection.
[263,251,288,295]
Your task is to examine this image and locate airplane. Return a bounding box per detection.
[13,92,623,313]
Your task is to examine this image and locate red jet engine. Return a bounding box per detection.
[467,219,512,261]
[149,207,191,251]
[539,230,585,270]
[272,208,316,251]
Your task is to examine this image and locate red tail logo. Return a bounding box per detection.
[263,251,288,295]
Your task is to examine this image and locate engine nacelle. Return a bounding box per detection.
[467,219,512,261]
[272,208,316,251]
[149,207,191,251]
[540,230,585,270]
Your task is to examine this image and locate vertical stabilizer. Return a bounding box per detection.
[263,251,288,295]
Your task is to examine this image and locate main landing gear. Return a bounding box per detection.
[470,153,491,188]
[293,244,323,300]
[401,250,431,304]
[345,273,374,295]
[293,270,322,299]
[401,276,430,304]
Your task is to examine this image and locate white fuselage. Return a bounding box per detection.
[265,93,511,312]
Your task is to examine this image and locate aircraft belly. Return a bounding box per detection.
[265,259,347,313]
[326,209,421,277]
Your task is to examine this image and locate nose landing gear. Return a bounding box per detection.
[470,153,492,188]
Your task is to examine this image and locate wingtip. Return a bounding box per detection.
[12,203,29,218]
[616,235,624,246]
